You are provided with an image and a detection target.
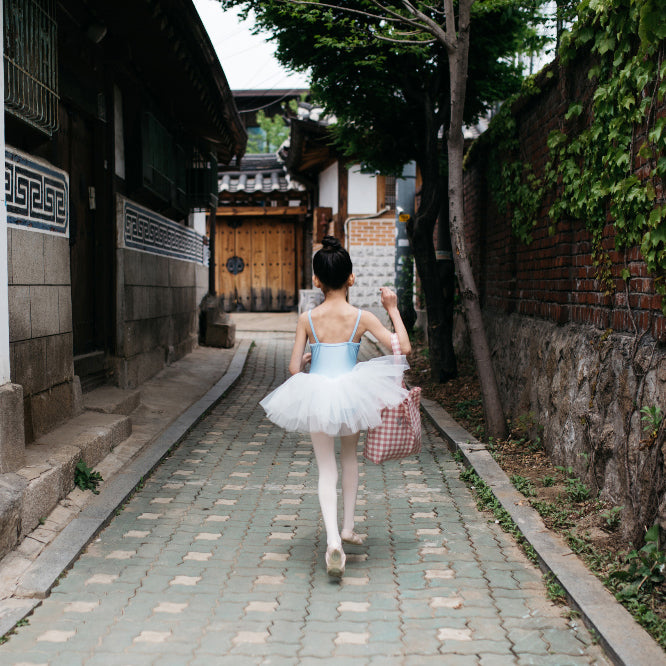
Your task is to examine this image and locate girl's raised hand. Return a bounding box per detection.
[300,352,312,371]
[380,287,398,312]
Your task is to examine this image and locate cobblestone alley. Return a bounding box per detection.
[0,333,609,665]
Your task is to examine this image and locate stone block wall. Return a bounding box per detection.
[115,196,208,389]
[348,216,395,311]
[461,54,666,537]
[6,148,76,443]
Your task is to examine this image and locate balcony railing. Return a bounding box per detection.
[4,0,59,136]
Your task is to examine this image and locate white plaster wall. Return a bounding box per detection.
[318,162,338,214]
[348,244,395,309]
[348,165,377,215]
[114,85,125,180]
[189,211,207,235]
[0,8,9,384]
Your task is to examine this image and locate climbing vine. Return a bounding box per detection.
[481,74,549,246]
[483,0,666,312]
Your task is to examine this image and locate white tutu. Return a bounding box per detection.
[260,355,409,436]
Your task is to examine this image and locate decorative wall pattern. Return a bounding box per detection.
[119,197,207,265]
[5,147,69,235]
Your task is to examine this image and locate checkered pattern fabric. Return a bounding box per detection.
[364,334,422,464]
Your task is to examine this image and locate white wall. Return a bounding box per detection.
[318,162,338,214]
[114,85,126,180]
[0,5,9,385]
[188,211,207,235]
[348,165,377,215]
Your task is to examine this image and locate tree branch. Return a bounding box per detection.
[373,34,436,44]
[275,0,454,49]
[274,0,402,24]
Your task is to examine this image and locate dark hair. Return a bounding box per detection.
[313,236,353,290]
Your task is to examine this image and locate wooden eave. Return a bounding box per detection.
[285,118,334,176]
[90,0,246,163]
[215,206,307,217]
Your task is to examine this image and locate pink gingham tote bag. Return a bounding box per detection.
[364,333,422,463]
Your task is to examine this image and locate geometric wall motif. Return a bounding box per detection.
[119,196,207,265]
[5,146,69,236]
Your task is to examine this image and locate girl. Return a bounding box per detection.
[260,236,411,577]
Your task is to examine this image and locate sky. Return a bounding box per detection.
[193,0,310,91]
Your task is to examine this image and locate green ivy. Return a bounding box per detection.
[483,0,666,313]
[481,74,549,245]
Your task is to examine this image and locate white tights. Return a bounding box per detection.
[310,431,360,548]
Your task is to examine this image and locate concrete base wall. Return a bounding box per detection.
[476,310,666,538]
[0,383,25,473]
[115,250,206,389]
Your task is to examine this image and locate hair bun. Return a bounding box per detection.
[322,236,341,250]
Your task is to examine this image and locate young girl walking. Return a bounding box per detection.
[260,236,412,577]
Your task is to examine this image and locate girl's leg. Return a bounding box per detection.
[310,431,341,548]
[339,432,360,538]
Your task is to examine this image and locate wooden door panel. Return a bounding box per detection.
[235,224,252,310]
[215,217,298,312]
[281,225,296,310]
[215,218,237,310]
[266,221,282,310]
[251,223,267,311]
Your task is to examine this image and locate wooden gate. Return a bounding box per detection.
[215,217,298,311]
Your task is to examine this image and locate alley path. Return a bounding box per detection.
[0,333,609,665]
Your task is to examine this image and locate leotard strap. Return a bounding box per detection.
[349,309,362,342]
[307,309,320,344]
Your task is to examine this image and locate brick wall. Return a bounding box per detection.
[463,59,666,342]
[348,217,395,247]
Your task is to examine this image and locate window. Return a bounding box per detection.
[377,175,396,210]
[4,0,59,135]
[141,112,174,203]
[187,149,218,211]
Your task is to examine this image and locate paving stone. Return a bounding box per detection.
[0,333,611,666]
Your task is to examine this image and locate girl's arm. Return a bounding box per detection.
[288,313,312,375]
[361,287,412,354]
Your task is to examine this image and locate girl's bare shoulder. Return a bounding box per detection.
[357,309,383,337]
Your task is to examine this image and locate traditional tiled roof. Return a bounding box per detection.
[218,153,306,194]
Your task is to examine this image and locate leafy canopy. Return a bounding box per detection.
[219,0,546,174]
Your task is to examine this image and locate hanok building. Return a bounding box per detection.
[213,153,308,311]
[282,102,398,315]
[1,0,245,468]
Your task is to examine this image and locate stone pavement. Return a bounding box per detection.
[0,332,610,665]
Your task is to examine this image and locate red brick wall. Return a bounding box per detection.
[463,59,666,342]
[348,217,395,247]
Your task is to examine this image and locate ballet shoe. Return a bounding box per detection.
[341,531,366,546]
[325,545,346,577]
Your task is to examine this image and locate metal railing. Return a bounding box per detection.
[4,0,59,135]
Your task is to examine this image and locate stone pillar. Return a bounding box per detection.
[0,3,25,471]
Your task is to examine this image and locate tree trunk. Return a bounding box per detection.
[407,93,458,383]
[446,0,506,439]
[436,189,457,381]
[409,209,454,383]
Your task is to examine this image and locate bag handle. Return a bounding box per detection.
[390,333,401,356]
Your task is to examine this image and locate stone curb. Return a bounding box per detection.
[0,339,252,638]
[419,395,666,666]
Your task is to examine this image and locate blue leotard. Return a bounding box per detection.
[259,308,408,436]
[308,309,361,378]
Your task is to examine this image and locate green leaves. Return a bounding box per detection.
[74,459,103,494]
